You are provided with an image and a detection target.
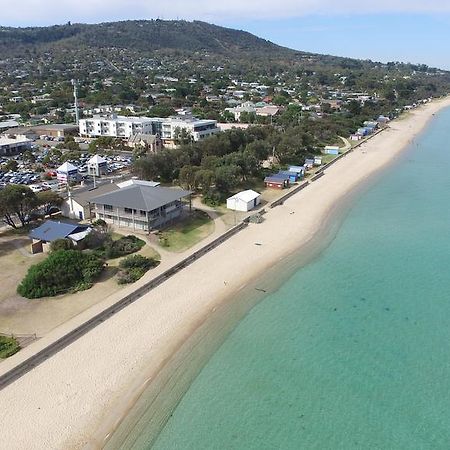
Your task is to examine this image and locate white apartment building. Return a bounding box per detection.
[80,114,220,146]
[79,115,155,138]
[157,117,219,146]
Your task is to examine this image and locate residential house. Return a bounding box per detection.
[62,182,119,221]
[90,183,192,231]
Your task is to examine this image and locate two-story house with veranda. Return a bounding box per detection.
[90,182,192,231]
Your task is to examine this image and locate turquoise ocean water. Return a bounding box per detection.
[117,107,450,449]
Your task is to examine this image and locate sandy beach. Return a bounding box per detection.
[0,97,449,450]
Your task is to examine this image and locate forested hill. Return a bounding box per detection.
[1,19,449,110]
[0,20,297,57]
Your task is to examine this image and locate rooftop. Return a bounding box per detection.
[227,189,261,202]
[29,221,90,243]
[91,184,191,212]
[0,136,32,146]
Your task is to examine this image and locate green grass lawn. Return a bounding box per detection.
[159,211,214,252]
[0,335,20,359]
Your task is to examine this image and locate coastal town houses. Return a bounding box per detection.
[90,181,192,231]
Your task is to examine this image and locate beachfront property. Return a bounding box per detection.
[0,135,32,155]
[62,182,120,220]
[87,155,108,177]
[29,220,92,254]
[56,162,79,183]
[314,156,322,166]
[226,190,261,212]
[264,174,290,189]
[90,182,192,231]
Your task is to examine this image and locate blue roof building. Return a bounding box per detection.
[30,220,91,243]
[277,170,299,183]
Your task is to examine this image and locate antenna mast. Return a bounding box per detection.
[71,79,80,125]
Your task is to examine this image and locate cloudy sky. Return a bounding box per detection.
[3,0,450,68]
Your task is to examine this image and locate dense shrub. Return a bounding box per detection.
[83,229,109,249]
[50,238,74,252]
[92,218,108,230]
[0,336,20,359]
[100,235,145,259]
[117,254,158,284]
[17,250,105,299]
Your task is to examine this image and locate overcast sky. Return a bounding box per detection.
[3,0,450,69]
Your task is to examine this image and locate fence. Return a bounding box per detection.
[0,221,250,390]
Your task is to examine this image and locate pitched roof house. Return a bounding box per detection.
[90,184,191,231]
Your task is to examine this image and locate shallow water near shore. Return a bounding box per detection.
[111,107,450,449]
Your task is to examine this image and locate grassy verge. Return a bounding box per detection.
[0,335,20,358]
[158,211,214,252]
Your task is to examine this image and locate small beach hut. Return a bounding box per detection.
[226,190,261,212]
[314,156,322,166]
[277,170,298,183]
[324,146,340,155]
[288,166,305,179]
[364,121,379,129]
[357,128,369,136]
[264,175,289,189]
[377,115,390,125]
[304,158,315,169]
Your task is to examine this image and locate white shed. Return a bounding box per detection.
[227,190,261,212]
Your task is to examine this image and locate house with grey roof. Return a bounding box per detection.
[90,183,192,231]
[61,182,120,220]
